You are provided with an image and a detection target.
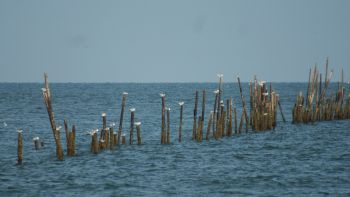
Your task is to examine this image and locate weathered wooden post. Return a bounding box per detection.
[109,123,115,149]
[129,108,135,145]
[33,137,43,150]
[206,112,214,141]
[199,90,206,141]
[178,102,184,143]
[135,122,142,145]
[64,119,70,155]
[212,89,219,137]
[166,108,171,144]
[160,93,166,144]
[237,75,249,132]
[69,125,76,156]
[99,113,106,150]
[217,74,223,122]
[192,90,198,140]
[54,126,64,160]
[122,134,126,145]
[233,100,237,134]
[276,95,286,122]
[118,92,128,145]
[227,98,233,136]
[17,129,23,165]
[42,73,64,161]
[91,129,99,154]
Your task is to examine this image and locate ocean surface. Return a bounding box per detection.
[0,83,349,196]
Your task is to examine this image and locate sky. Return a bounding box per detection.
[0,0,349,82]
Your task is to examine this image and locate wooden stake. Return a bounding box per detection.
[192,90,198,140]
[178,102,184,143]
[129,108,135,145]
[17,129,23,165]
[42,73,64,160]
[135,122,142,145]
[206,112,213,141]
[122,134,126,145]
[118,92,128,145]
[166,108,171,144]
[237,75,249,132]
[160,93,166,144]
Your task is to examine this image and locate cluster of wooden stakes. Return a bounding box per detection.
[292,58,350,123]
[16,62,349,164]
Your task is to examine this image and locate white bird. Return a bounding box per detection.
[3,122,7,127]
[178,102,184,106]
[217,74,224,78]
[160,93,166,97]
[56,126,62,130]
[110,122,116,127]
[262,92,269,96]
[258,81,266,86]
[33,137,40,141]
[123,92,128,96]
[213,89,219,94]
[41,88,47,92]
[101,112,106,117]
[17,129,23,133]
[166,108,171,111]
[135,122,141,126]
[130,108,136,112]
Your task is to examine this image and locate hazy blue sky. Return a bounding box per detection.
[0,0,349,82]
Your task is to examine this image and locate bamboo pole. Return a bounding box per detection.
[227,98,233,136]
[212,90,219,137]
[237,75,249,132]
[109,123,115,149]
[277,95,286,122]
[69,125,76,156]
[100,112,107,145]
[122,134,126,145]
[233,100,237,134]
[129,108,135,145]
[64,119,70,155]
[199,90,206,141]
[135,122,142,145]
[206,111,213,141]
[17,129,23,165]
[91,129,99,154]
[42,73,64,160]
[217,74,223,123]
[166,108,171,144]
[178,102,184,143]
[192,90,198,140]
[118,92,128,145]
[160,93,166,144]
[54,126,64,160]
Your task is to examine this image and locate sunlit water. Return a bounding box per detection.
[0,83,349,196]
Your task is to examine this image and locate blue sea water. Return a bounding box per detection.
[0,83,349,196]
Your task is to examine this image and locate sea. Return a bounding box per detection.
[0,83,349,196]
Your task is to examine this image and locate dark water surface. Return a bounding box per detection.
[0,83,349,196]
